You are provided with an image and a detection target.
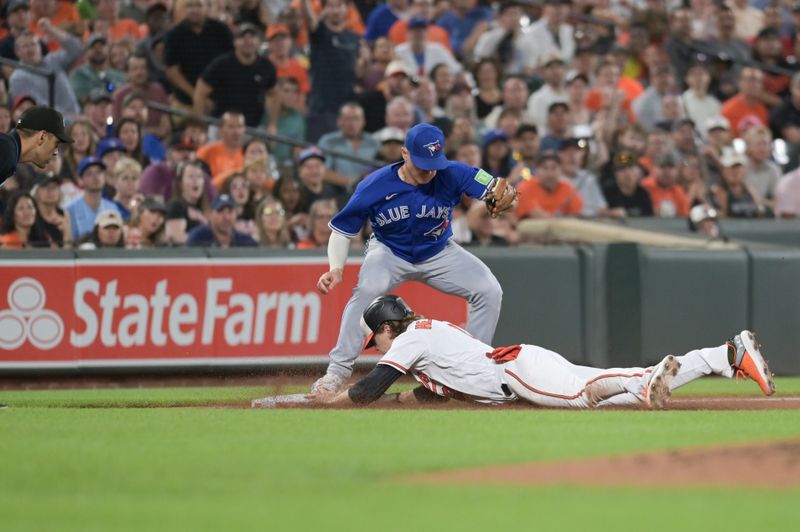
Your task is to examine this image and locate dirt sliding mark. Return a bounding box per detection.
[408,439,800,489]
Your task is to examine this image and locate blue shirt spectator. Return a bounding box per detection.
[65,157,122,241]
[364,0,408,42]
[186,194,257,247]
[435,0,493,56]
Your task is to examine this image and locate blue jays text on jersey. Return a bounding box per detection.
[329,161,495,263]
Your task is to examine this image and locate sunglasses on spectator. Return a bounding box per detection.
[262,206,285,217]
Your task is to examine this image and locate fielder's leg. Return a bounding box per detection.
[314,240,413,391]
[419,241,502,345]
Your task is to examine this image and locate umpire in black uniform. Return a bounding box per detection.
[0,106,72,408]
[0,106,73,185]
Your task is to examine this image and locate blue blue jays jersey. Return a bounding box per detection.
[329,161,494,263]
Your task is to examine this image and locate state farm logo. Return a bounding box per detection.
[0,278,64,350]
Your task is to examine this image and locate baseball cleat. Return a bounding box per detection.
[643,355,681,409]
[729,330,775,396]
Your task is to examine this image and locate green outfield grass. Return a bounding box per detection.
[1,378,799,532]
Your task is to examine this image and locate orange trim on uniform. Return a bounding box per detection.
[504,369,584,400]
[378,360,408,374]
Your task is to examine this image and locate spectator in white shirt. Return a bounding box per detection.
[680,62,721,139]
[394,17,461,77]
[525,55,568,135]
[520,0,575,74]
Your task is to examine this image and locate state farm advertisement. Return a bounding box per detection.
[0,258,467,368]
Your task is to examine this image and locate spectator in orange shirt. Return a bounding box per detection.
[29,0,83,52]
[388,0,451,51]
[94,0,147,42]
[641,152,690,217]
[585,60,642,124]
[266,24,310,97]
[197,111,246,189]
[296,198,337,249]
[721,67,770,137]
[515,150,583,219]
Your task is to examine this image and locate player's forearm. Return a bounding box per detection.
[327,230,350,271]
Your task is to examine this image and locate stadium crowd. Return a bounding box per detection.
[2,0,800,250]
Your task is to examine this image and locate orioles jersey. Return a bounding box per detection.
[377,319,514,403]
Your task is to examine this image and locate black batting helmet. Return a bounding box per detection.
[360,295,415,348]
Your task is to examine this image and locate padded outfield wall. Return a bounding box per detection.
[0,241,798,374]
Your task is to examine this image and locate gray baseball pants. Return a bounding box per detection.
[327,237,503,378]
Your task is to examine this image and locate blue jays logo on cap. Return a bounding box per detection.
[405,123,449,171]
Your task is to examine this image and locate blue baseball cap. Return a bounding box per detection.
[77,156,106,176]
[212,193,236,211]
[405,123,448,171]
[97,137,126,158]
[483,128,509,147]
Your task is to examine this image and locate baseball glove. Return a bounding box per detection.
[484,178,517,218]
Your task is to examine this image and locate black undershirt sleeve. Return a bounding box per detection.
[347,365,404,405]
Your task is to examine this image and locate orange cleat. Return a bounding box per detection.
[729,330,776,396]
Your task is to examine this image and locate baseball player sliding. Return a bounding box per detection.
[309,295,776,408]
[312,123,517,394]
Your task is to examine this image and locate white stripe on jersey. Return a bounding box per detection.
[378,319,512,403]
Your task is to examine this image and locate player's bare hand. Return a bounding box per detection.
[317,268,343,295]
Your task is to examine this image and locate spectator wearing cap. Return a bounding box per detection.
[83,89,113,139]
[266,24,311,97]
[721,67,769,137]
[164,160,211,244]
[0,0,49,76]
[0,106,73,185]
[435,0,493,58]
[364,0,408,42]
[711,150,764,218]
[111,52,171,138]
[10,94,36,122]
[559,138,608,217]
[729,0,765,40]
[474,2,525,74]
[389,0,451,52]
[641,152,690,217]
[770,72,800,170]
[632,63,677,131]
[701,116,734,183]
[300,0,361,142]
[197,111,246,189]
[680,62,721,139]
[603,152,654,218]
[111,157,143,220]
[519,0,574,73]
[359,60,415,133]
[9,22,82,115]
[743,126,781,209]
[394,16,461,78]
[482,75,530,130]
[688,204,721,239]
[96,137,127,181]
[65,156,122,241]
[507,124,539,186]
[525,55,568,136]
[31,173,72,247]
[663,7,697,86]
[318,102,380,190]
[163,0,234,110]
[77,210,125,249]
[539,102,571,153]
[296,198,338,249]
[186,193,257,247]
[297,146,341,210]
[194,23,277,128]
[69,33,125,105]
[752,28,791,106]
[671,118,698,159]
[482,129,513,179]
[0,191,54,248]
[125,196,167,248]
[373,126,405,165]
[515,150,582,219]
[266,77,307,170]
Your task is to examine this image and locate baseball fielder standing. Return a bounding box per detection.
[312,123,517,393]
